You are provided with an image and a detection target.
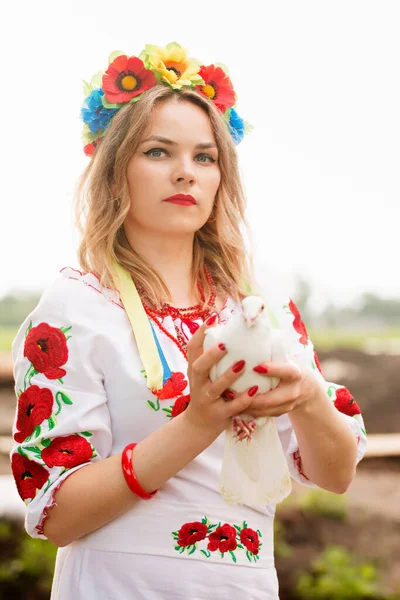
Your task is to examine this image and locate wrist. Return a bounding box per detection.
[180,409,226,442]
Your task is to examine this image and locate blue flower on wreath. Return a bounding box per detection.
[228,108,245,145]
[81,89,118,135]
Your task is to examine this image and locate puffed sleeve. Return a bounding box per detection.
[9,275,113,539]
[271,295,368,487]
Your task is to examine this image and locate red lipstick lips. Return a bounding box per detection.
[163,194,196,205]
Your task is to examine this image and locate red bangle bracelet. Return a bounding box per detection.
[121,443,158,500]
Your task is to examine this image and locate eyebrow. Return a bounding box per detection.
[140,135,218,150]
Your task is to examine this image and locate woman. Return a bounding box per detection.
[10,42,367,599]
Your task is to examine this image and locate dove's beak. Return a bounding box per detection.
[245,317,256,328]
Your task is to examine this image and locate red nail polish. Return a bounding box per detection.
[253,365,268,373]
[218,343,226,351]
[248,385,259,397]
[206,314,218,326]
[223,389,236,400]
[232,360,245,373]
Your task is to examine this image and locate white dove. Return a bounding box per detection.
[204,296,292,507]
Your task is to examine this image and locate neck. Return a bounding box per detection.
[123,227,197,306]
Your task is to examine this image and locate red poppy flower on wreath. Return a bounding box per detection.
[240,528,260,555]
[208,523,237,553]
[314,350,323,375]
[288,299,309,345]
[84,137,102,157]
[171,394,191,418]
[102,55,157,104]
[24,322,69,379]
[177,521,208,547]
[11,454,49,501]
[41,435,93,469]
[154,372,188,400]
[334,387,361,417]
[196,65,236,113]
[14,385,54,443]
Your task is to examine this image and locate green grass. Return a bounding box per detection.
[0,326,19,352]
[309,328,400,351]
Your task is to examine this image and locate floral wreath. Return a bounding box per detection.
[81,41,253,157]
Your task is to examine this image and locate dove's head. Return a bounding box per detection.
[241,296,270,328]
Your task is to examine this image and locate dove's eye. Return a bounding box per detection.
[261,305,265,311]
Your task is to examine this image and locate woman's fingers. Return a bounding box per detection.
[187,314,218,363]
[252,360,301,382]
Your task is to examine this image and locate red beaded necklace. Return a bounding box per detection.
[137,266,217,360]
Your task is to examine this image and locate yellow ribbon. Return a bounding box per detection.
[111,259,164,392]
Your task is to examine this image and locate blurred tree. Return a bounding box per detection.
[0,293,42,327]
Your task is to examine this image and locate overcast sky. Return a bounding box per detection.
[2,0,399,312]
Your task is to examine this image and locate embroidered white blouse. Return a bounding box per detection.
[10,267,367,600]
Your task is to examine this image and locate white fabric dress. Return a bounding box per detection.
[10,267,367,600]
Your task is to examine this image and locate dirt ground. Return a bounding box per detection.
[1,348,400,594]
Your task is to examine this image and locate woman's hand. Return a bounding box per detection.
[184,315,256,435]
[246,361,323,418]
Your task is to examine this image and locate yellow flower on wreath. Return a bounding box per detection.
[140,41,204,89]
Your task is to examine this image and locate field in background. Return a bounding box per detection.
[1,326,400,353]
[0,326,19,352]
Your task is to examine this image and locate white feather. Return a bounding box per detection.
[204,296,292,507]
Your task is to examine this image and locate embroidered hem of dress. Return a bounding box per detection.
[75,499,275,568]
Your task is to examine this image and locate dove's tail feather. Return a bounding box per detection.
[220,417,292,507]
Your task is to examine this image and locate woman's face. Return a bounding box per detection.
[124,98,221,238]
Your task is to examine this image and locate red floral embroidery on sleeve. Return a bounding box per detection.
[24,322,70,380]
[14,386,54,443]
[293,449,310,481]
[11,453,49,501]
[313,350,323,375]
[334,387,361,417]
[288,299,309,345]
[41,435,94,468]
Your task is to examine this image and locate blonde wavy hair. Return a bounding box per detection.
[75,84,257,309]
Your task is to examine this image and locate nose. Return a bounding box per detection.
[172,156,196,185]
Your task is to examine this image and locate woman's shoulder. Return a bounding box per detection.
[58,266,124,309]
[11,267,124,358]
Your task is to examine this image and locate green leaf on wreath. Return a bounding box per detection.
[17,446,28,458]
[17,389,23,398]
[221,552,225,559]
[237,543,244,549]
[242,521,248,529]
[174,545,181,551]
[33,425,41,438]
[41,438,51,447]
[233,525,241,533]
[188,545,196,555]
[257,529,262,537]
[201,516,208,524]
[48,416,55,431]
[229,551,237,563]
[81,431,93,437]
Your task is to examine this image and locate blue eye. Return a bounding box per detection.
[144,148,216,163]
